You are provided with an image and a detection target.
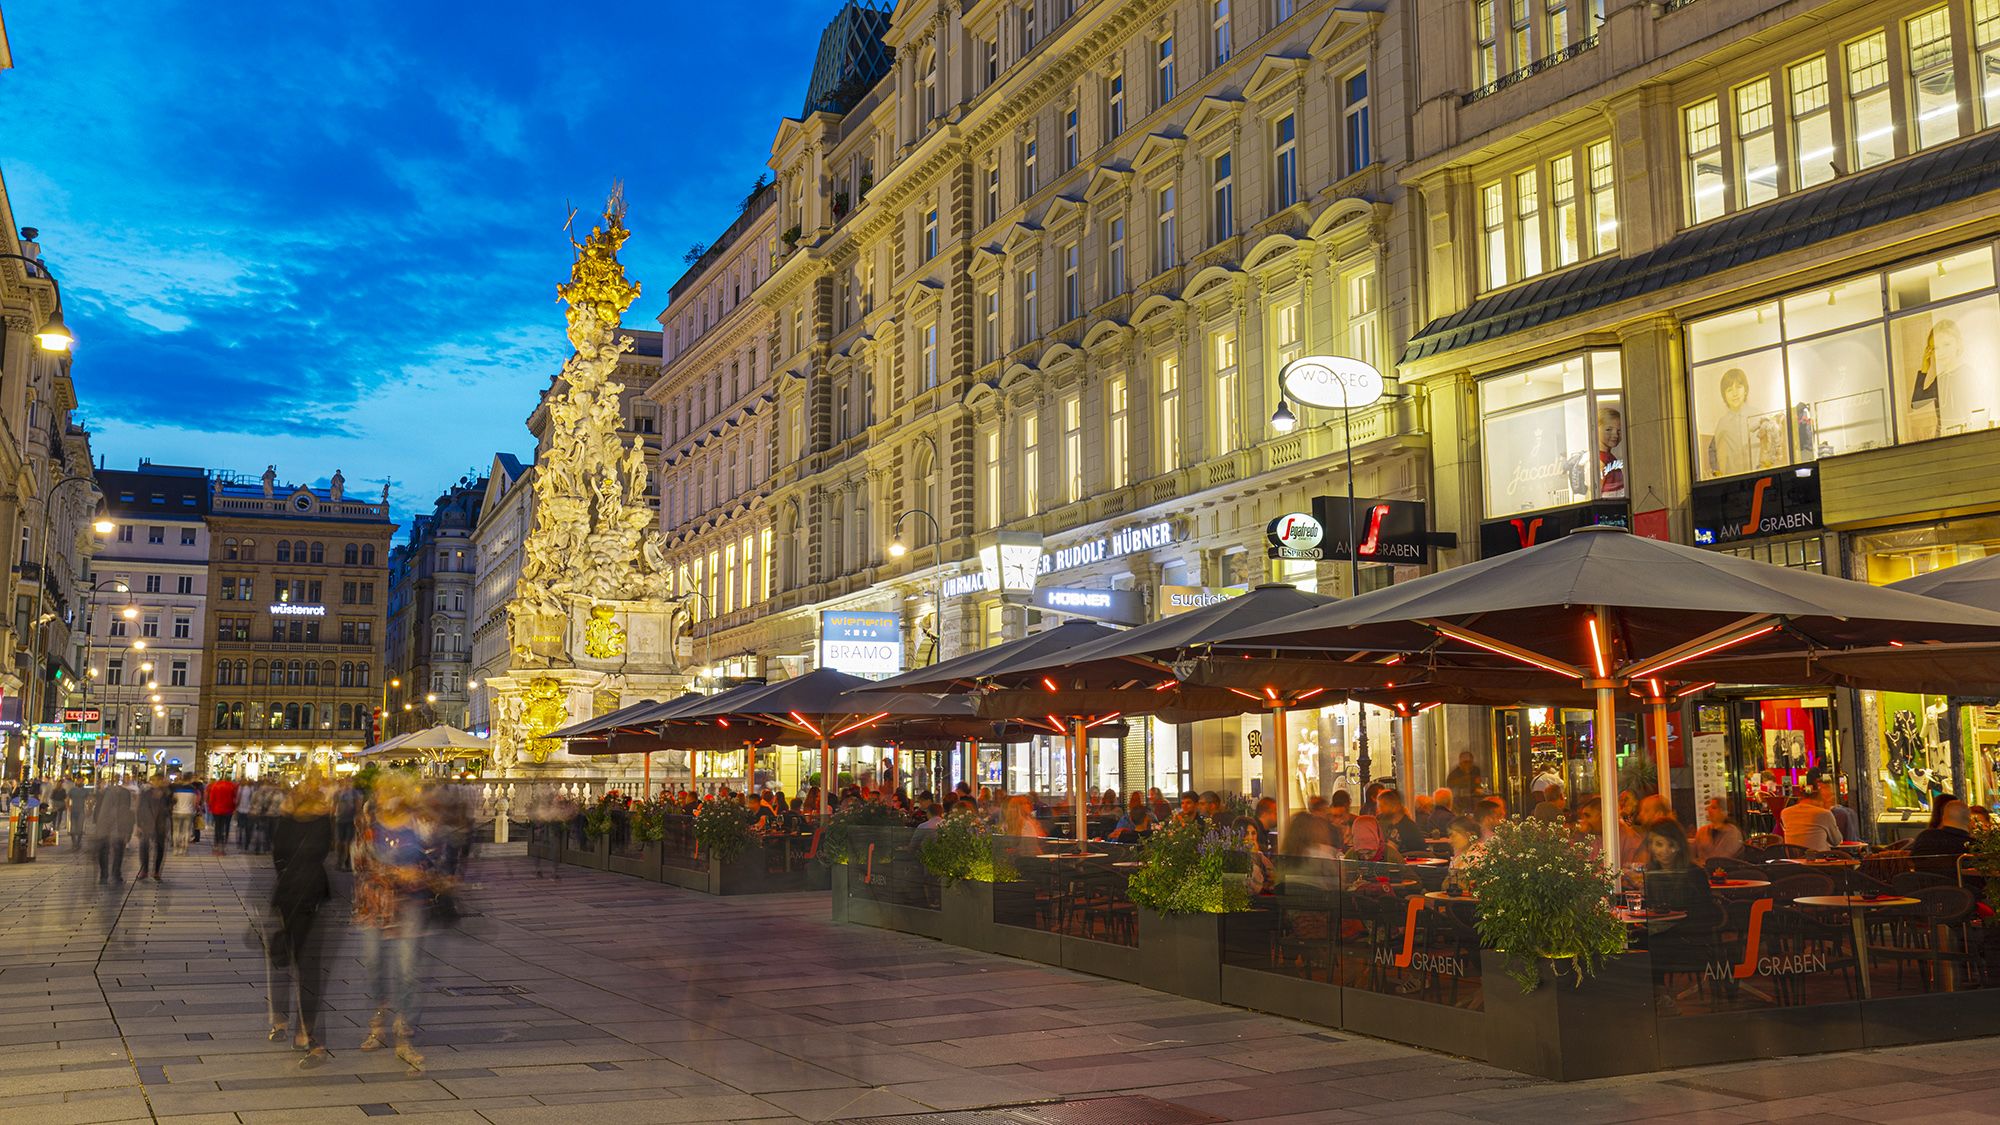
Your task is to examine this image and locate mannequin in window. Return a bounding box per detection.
[1910,319,1964,440]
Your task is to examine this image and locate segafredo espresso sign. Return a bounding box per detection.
[1266,512,1325,560]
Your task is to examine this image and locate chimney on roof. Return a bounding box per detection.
[261,465,277,498]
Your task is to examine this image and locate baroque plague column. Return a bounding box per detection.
[486,192,685,777]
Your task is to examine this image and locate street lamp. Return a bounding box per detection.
[23,477,111,776]
[888,509,946,667]
[0,250,75,352]
[1271,354,1392,791]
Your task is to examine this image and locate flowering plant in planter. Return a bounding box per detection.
[581,803,614,840]
[920,810,1019,883]
[631,799,669,844]
[692,800,753,860]
[1126,818,1251,915]
[1971,824,2000,911]
[1457,817,1626,992]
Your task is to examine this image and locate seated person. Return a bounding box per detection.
[1279,811,1339,861]
[1575,801,1646,867]
[1692,798,1744,861]
[1815,777,1859,843]
[1909,797,1980,890]
[1531,783,1567,823]
[1780,791,1841,852]
[1639,820,1724,995]
[1418,788,1457,837]
[1443,816,1482,894]
[1106,806,1152,844]
[1343,814,1403,865]
[1473,797,1506,840]
[1374,789,1428,855]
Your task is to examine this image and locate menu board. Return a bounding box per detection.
[1690,733,1730,813]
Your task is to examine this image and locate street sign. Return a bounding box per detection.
[62,708,100,723]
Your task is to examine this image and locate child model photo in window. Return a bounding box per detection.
[1594,405,1626,499]
[1710,367,1753,477]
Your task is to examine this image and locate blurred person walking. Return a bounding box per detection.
[354,772,445,1072]
[91,776,137,884]
[267,781,336,1066]
[135,775,171,882]
[170,777,200,855]
[333,778,363,871]
[205,775,238,856]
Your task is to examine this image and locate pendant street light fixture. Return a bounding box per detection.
[0,249,75,352]
[1270,354,1392,790]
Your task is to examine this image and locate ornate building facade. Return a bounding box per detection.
[384,476,484,734]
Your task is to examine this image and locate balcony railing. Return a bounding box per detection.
[1463,35,1599,105]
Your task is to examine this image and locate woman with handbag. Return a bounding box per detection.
[267,781,336,1066]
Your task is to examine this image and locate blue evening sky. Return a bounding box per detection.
[2,1,836,525]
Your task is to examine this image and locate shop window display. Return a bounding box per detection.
[1690,240,2000,481]
[1478,350,1625,518]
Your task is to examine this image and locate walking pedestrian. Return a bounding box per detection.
[70,775,93,852]
[267,780,335,1066]
[332,778,362,871]
[91,776,137,884]
[46,779,67,846]
[170,777,200,854]
[205,775,238,855]
[354,772,443,1071]
[135,775,170,881]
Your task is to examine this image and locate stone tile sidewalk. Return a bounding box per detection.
[0,839,1994,1124]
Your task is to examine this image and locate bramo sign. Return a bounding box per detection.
[1279,355,1385,411]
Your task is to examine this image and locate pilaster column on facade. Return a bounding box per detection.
[1419,167,1476,327]
[1422,367,1483,573]
[1616,314,1690,542]
[1608,84,1678,259]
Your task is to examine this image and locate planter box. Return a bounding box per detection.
[830,862,850,922]
[526,824,557,861]
[941,881,1060,963]
[1221,964,1342,1028]
[1136,908,1226,1003]
[1480,950,1657,1081]
[569,834,609,870]
[606,842,661,881]
[836,864,947,939]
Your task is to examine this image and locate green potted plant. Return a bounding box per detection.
[921,812,1033,952]
[1458,817,1651,1081]
[823,799,907,866]
[1971,824,2000,911]
[608,799,667,881]
[692,800,752,861]
[1123,819,1251,1002]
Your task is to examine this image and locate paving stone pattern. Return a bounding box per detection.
[0,841,1994,1124]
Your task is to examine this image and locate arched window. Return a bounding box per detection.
[921,48,938,124]
[223,538,239,561]
[252,659,267,685]
[301,703,315,730]
[235,659,248,685]
[283,703,299,730]
[310,541,325,564]
[214,702,230,728]
[288,660,303,685]
[214,663,230,686]
[241,538,257,561]
[911,446,935,548]
[361,544,376,565]
[276,541,291,563]
[357,662,371,688]
[344,544,359,565]
[321,660,336,685]
[293,540,308,562]
[340,662,354,687]
[338,703,353,729]
[433,626,446,652]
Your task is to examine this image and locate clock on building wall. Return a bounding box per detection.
[293,494,313,512]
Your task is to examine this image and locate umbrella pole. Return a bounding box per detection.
[1649,697,1671,804]
[644,752,651,798]
[746,744,757,795]
[1071,718,1088,845]
[1270,703,1290,831]
[1595,683,1621,878]
[1399,712,1416,798]
[820,738,832,819]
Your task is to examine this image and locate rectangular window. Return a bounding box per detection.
[142,614,159,638]
[1211,151,1234,241]
[173,615,191,639]
[170,659,188,687]
[1156,183,1178,272]
[1023,2,1037,51]
[1022,132,1039,195]
[180,527,196,546]
[1213,329,1239,456]
[921,321,939,389]
[1021,414,1041,514]
[1107,375,1129,489]
[760,527,773,600]
[144,574,162,593]
[1159,356,1182,473]
[147,525,164,544]
[1479,350,1626,517]
[741,534,754,606]
[1684,97,1725,222]
[107,659,123,686]
[1788,57,1836,190]
[1587,140,1618,255]
[985,160,1001,226]
[1022,267,1039,339]
[1273,301,1304,367]
[1846,31,1895,170]
[1474,0,1499,88]
[1158,35,1177,105]
[1275,0,1294,20]
[1513,169,1543,278]
[1481,182,1508,290]
[984,36,999,87]
[723,542,737,614]
[1274,114,1299,208]
[923,207,939,260]
[1107,216,1126,297]
[1108,71,1126,137]
[983,429,1002,527]
[1343,71,1371,175]
[1064,104,1080,169]
[176,575,193,594]
[1550,153,1579,268]
[1346,267,1381,370]
[1906,8,1961,150]
[1063,242,1081,321]
[1976,0,2000,127]
[1544,0,1568,54]
[1063,394,1083,502]
[1735,78,1778,207]
[981,286,1000,362]
[1212,0,1232,66]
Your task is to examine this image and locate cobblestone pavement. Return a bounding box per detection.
[0,841,1996,1125]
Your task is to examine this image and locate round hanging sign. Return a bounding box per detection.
[1280,355,1385,410]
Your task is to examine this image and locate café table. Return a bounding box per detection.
[1423,890,1477,902]
[1404,857,1450,867]
[1613,907,1687,925]
[1793,894,1919,999]
[1710,878,1772,891]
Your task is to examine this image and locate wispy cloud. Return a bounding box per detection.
[3,0,832,525]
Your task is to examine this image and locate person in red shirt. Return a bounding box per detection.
[205,777,239,856]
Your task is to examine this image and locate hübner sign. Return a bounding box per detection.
[270,604,327,617]
[1037,521,1177,576]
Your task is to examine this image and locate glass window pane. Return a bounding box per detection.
[1479,353,1587,411]
[1482,394,1593,517]
[1781,276,1884,338]
[1890,294,2000,440]
[1888,248,1997,311]
[1689,301,1781,362]
[1692,349,1790,479]
[1786,324,1891,458]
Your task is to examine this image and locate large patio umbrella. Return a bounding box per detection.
[1888,553,2000,605]
[866,621,1138,843]
[548,698,665,742]
[1205,526,2000,870]
[948,584,1349,828]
